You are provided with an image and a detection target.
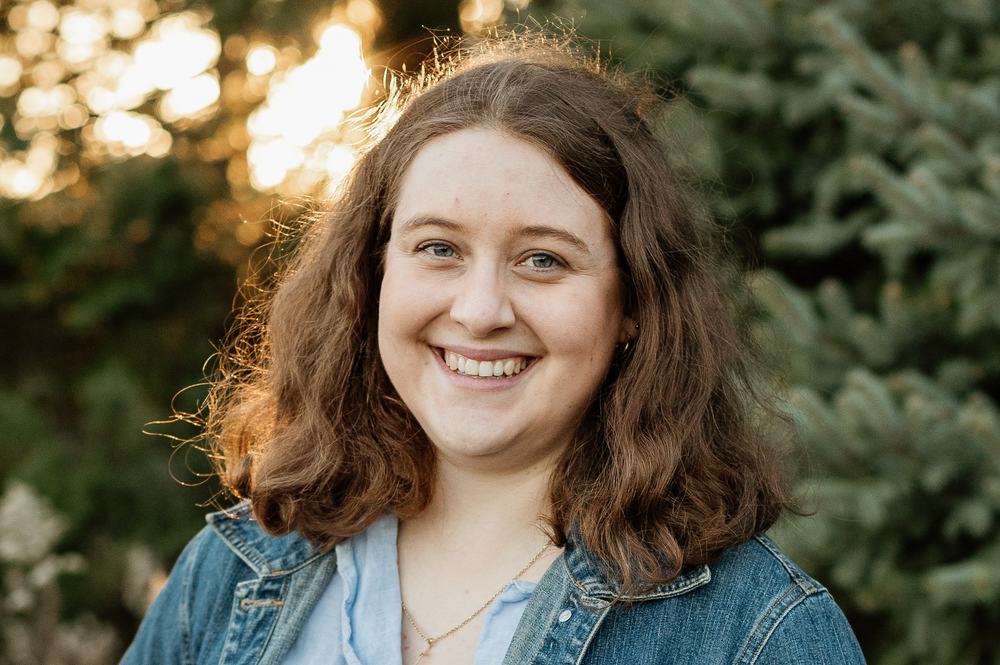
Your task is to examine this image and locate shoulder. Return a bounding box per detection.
[122,501,333,665]
[677,535,866,664]
[703,535,865,663]
[708,534,824,607]
[584,535,865,664]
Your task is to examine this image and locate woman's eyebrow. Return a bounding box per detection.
[518,225,590,253]
[396,214,463,235]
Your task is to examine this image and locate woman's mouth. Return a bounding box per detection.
[439,348,530,378]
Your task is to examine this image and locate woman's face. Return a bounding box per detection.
[379,128,630,473]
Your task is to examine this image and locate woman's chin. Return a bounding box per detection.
[426,423,563,472]
[431,429,522,463]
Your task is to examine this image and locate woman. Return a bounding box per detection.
[123,39,866,665]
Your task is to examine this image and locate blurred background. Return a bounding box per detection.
[1,0,999,662]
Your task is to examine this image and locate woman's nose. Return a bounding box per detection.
[449,265,516,337]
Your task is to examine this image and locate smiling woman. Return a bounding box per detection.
[380,128,628,477]
[122,37,866,665]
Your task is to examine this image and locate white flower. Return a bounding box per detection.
[0,482,67,565]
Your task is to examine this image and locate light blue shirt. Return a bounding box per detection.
[280,513,537,665]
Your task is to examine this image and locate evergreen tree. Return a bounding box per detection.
[533,0,1000,662]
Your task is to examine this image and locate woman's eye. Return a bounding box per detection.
[524,253,558,269]
[419,243,455,258]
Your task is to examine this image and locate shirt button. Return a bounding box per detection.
[558,610,572,623]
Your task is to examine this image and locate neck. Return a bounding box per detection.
[403,449,560,551]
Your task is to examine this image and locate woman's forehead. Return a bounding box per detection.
[391,128,614,254]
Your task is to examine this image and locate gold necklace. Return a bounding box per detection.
[401,542,551,664]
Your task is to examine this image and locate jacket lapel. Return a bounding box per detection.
[208,502,339,665]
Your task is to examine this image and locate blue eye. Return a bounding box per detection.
[525,253,557,269]
[419,243,455,257]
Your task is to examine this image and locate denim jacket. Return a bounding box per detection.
[122,501,866,665]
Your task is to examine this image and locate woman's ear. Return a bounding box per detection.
[619,315,638,344]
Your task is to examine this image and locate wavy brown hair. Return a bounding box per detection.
[206,37,791,594]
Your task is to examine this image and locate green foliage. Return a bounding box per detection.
[540,0,1000,662]
[0,0,462,656]
[0,155,232,645]
[5,0,999,661]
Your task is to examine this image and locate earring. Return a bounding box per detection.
[620,322,638,354]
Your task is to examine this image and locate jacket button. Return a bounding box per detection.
[558,610,572,623]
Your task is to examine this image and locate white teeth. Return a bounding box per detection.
[442,350,530,379]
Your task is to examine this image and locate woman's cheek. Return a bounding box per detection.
[540,287,620,355]
[378,263,420,359]
[380,262,423,326]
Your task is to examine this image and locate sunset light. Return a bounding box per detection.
[2,0,371,201]
[1,2,218,199]
[245,23,369,194]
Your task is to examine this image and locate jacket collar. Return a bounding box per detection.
[208,501,712,600]
[562,527,711,602]
[208,501,324,576]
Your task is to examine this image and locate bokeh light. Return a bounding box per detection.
[0,0,225,200]
[158,73,220,123]
[458,0,505,32]
[0,132,58,200]
[2,0,372,201]
[0,56,23,88]
[346,0,380,28]
[26,1,60,33]
[245,23,370,194]
[131,13,220,92]
[91,110,170,155]
[245,44,278,77]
